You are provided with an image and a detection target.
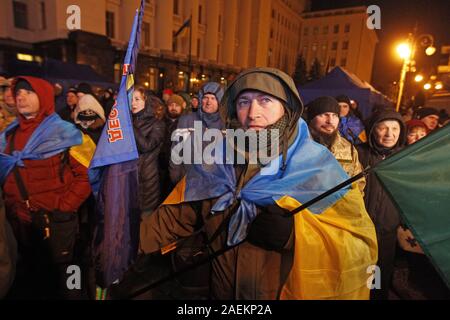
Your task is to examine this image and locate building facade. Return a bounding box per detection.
[0,0,308,94]
[299,6,378,82]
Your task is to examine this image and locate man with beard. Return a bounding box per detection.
[160,94,185,198]
[306,96,365,193]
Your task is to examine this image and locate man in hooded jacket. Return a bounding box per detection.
[169,82,225,185]
[0,76,92,298]
[356,109,406,300]
[131,68,377,300]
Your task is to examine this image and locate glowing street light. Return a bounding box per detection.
[425,46,436,56]
[414,74,424,82]
[424,83,432,90]
[395,32,436,112]
[435,82,443,90]
[397,43,412,59]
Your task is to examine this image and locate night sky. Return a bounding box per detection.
[309,0,450,92]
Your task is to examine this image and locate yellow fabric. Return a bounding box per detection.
[277,186,378,300]
[127,74,134,91]
[358,130,367,143]
[69,133,96,168]
[163,176,186,205]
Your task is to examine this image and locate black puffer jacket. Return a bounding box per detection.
[357,110,406,234]
[132,105,166,213]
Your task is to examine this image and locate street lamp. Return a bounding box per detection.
[395,32,436,112]
[414,74,424,82]
[424,83,432,90]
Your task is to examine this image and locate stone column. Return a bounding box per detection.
[204,0,219,61]
[222,0,238,65]
[236,0,252,68]
[155,0,173,51]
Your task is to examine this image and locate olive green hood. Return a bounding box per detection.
[220,67,304,127]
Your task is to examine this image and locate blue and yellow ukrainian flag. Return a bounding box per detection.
[88,0,144,289]
[164,118,378,299]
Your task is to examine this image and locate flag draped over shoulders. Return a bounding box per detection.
[0,114,84,184]
[164,118,378,299]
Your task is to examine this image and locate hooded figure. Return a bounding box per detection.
[169,82,225,185]
[0,76,92,299]
[127,68,377,300]
[74,94,106,144]
[357,110,406,300]
[336,95,367,145]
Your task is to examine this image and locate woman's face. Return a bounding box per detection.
[132,91,146,114]
[407,126,427,145]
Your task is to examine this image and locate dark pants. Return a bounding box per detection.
[6,212,85,300]
[371,232,397,300]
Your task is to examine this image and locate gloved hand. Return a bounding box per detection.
[246,204,293,251]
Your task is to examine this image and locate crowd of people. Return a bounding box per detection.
[0,69,449,300]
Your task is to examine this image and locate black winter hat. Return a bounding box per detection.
[77,82,93,95]
[305,96,340,122]
[335,94,352,106]
[14,79,35,94]
[416,107,439,119]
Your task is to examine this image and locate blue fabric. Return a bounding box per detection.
[339,115,366,145]
[0,114,82,185]
[89,0,144,288]
[183,118,351,246]
[298,67,392,120]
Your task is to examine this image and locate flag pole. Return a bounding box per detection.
[187,14,193,94]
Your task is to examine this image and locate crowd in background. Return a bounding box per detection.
[0,71,449,300]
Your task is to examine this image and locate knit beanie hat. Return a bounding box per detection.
[305,96,340,122]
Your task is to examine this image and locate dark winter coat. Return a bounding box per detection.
[3,77,91,225]
[0,189,17,298]
[159,116,179,199]
[169,83,225,185]
[132,105,166,213]
[357,109,406,299]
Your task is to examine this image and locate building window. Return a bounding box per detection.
[106,11,115,38]
[270,28,274,39]
[197,38,201,57]
[312,43,317,52]
[331,41,338,50]
[340,58,347,67]
[174,0,179,15]
[198,5,202,24]
[333,24,339,34]
[303,27,308,36]
[345,24,350,33]
[272,9,275,18]
[142,22,150,48]
[40,2,46,30]
[342,41,349,50]
[13,1,28,30]
[313,26,318,35]
[330,58,336,66]
[218,15,221,32]
[323,26,328,34]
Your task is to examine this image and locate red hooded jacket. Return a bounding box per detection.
[2,76,91,223]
